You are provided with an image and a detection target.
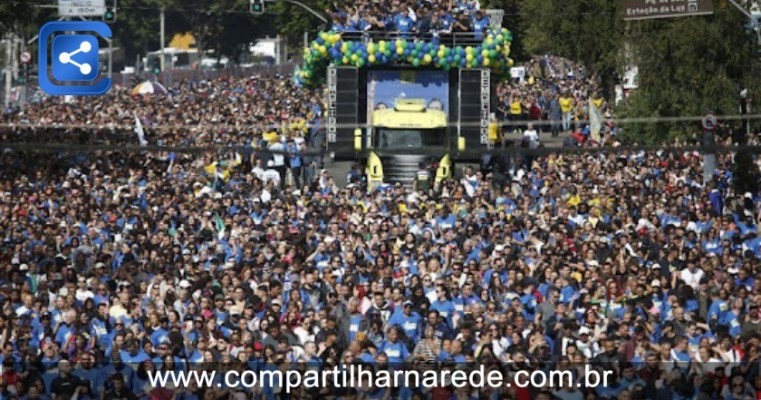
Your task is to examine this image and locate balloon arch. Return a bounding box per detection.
[296,28,514,86]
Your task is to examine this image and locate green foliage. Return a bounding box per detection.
[519,0,624,94]
[272,0,331,51]
[111,0,165,62]
[110,0,274,65]
[733,148,760,195]
[621,8,761,143]
[0,1,34,34]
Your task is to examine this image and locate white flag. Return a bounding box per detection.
[134,113,147,146]
[589,101,602,144]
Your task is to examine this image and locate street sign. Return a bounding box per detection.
[622,0,713,20]
[20,52,31,63]
[58,0,106,17]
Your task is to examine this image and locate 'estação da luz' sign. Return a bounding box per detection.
[622,0,714,20]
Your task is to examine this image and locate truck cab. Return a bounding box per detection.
[360,98,454,189]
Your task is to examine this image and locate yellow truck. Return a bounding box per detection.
[357,98,459,190]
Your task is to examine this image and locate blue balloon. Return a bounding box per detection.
[447,56,453,63]
[315,37,324,45]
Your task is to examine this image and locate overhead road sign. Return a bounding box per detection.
[622,0,713,20]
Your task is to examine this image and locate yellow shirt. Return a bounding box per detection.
[262,131,279,143]
[593,97,603,108]
[566,193,581,207]
[488,122,500,143]
[510,100,522,115]
[559,97,573,113]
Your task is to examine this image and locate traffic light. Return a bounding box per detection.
[250,0,264,14]
[103,8,116,22]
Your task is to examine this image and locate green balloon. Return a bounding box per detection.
[412,59,420,67]
[489,50,497,58]
[453,54,461,62]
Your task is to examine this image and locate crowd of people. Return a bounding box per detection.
[0,66,760,400]
[495,55,614,147]
[326,0,491,37]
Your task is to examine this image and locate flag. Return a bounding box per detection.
[292,65,302,87]
[134,113,147,146]
[589,100,603,144]
[214,213,226,239]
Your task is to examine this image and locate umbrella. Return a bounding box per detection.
[131,81,168,95]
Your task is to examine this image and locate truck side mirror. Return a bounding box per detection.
[354,129,362,152]
[458,137,466,152]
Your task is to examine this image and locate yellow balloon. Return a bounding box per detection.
[496,34,504,42]
[481,50,489,58]
[379,40,386,48]
[397,47,404,55]
[368,54,376,63]
[466,46,473,54]
[437,50,444,58]
[342,56,349,64]
[423,54,432,64]
[368,43,375,53]
[466,54,473,62]
[341,43,348,52]
[486,38,494,46]
[483,58,490,66]
[351,54,358,61]
[508,58,514,66]
[329,35,339,45]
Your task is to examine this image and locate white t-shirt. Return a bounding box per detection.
[523,129,539,149]
[680,268,704,289]
[269,142,285,167]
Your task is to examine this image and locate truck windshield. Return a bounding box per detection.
[377,128,445,149]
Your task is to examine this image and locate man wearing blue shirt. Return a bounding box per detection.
[470,10,490,40]
[394,10,414,36]
[388,300,422,343]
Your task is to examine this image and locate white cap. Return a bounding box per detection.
[179,280,192,289]
[19,264,29,271]
[727,267,739,275]
[578,326,591,336]
[651,279,661,287]
[495,245,505,252]
[58,287,69,297]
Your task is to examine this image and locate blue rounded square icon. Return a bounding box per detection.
[38,21,112,96]
[52,35,99,82]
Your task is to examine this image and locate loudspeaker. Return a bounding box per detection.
[327,66,359,158]
[459,69,490,150]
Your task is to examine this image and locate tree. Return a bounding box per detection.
[619,7,761,143]
[519,0,624,96]
[0,2,34,34]
[272,0,331,53]
[110,0,165,64]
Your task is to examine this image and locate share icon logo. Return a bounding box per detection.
[52,35,98,81]
[38,21,112,96]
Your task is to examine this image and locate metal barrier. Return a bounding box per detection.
[338,31,486,47]
[111,63,297,87]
